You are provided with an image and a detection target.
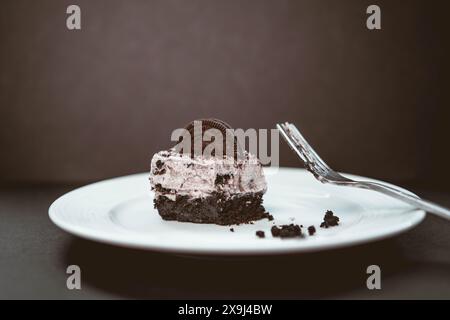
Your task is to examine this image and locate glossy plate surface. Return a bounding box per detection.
[49,168,425,255]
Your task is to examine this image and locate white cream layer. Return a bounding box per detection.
[149,149,267,200]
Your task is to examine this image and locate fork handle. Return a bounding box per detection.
[355,181,450,220]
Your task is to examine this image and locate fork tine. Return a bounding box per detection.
[284,122,332,171]
[278,122,344,182]
[279,123,314,164]
[276,123,308,163]
[281,122,315,164]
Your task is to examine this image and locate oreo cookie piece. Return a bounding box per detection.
[178,118,242,158]
[215,173,233,186]
[153,160,166,175]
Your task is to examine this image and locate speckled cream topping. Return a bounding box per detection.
[149,149,267,200]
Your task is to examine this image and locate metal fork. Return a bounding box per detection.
[277,122,450,220]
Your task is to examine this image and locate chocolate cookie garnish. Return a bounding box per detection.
[178,118,242,158]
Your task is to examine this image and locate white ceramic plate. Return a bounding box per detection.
[49,168,425,255]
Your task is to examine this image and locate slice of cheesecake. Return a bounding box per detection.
[149,119,269,225]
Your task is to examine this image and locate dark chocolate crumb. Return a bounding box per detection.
[155,160,164,169]
[267,214,274,221]
[256,230,265,238]
[153,183,172,193]
[308,225,316,235]
[271,224,303,238]
[215,173,233,186]
[153,160,166,175]
[320,210,340,228]
[271,226,280,237]
[230,228,234,232]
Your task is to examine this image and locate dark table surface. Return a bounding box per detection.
[1,185,449,299]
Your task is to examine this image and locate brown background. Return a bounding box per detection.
[0,0,449,190]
